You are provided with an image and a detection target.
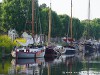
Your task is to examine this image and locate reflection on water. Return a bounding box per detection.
[0,53,100,75]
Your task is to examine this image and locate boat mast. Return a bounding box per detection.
[70,0,73,39]
[48,0,52,44]
[86,0,90,39]
[88,0,90,21]
[32,0,35,39]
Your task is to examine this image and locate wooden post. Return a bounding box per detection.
[2,46,5,58]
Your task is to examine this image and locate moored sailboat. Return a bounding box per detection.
[62,0,76,55]
[11,0,45,58]
[79,0,95,56]
[44,0,60,57]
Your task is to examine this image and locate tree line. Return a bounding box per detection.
[0,0,100,40]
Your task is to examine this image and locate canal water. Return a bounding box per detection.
[0,52,100,75]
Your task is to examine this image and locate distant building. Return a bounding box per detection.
[8,29,18,41]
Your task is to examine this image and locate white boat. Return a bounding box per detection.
[62,37,76,55]
[11,32,46,58]
[11,45,45,58]
[62,46,76,54]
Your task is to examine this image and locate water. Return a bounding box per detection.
[0,53,100,75]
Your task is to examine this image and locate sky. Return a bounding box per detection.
[38,0,100,20]
[0,0,100,20]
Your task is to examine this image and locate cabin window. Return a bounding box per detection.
[19,50,24,52]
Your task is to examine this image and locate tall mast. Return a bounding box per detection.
[70,0,73,39]
[87,0,90,39]
[88,0,90,21]
[32,0,34,38]
[48,0,52,44]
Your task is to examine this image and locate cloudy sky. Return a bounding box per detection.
[0,0,100,20]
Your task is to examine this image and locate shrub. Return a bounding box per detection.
[0,35,16,54]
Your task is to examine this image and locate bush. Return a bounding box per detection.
[0,35,16,55]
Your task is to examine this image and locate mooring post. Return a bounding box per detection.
[2,46,5,58]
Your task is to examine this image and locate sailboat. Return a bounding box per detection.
[44,0,60,57]
[62,0,76,55]
[11,0,45,58]
[82,0,94,56]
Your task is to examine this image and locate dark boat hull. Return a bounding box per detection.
[84,43,94,56]
[44,47,58,57]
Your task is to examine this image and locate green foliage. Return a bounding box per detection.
[39,6,49,35]
[1,0,32,33]
[81,19,100,39]
[51,11,62,37]
[59,15,70,36]
[0,35,16,54]
[0,58,12,74]
[0,3,3,32]
[91,18,100,39]
[72,18,84,40]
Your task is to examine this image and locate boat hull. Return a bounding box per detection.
[11,47,45,58]
[62,47,76,55]
[16,52,35,58]
[15,50,45,58]
[44,47,58,57]
[84,44,94,56]
[36,50,45,57]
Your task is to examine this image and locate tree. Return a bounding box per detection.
[0,2,3,33]
[59,15,70,37]
[80,18,100,40]
[91,18,100,39]
[51,11,62,37]
[39,6,49,35]
[72,18,84,40]
[1,0,32,34]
